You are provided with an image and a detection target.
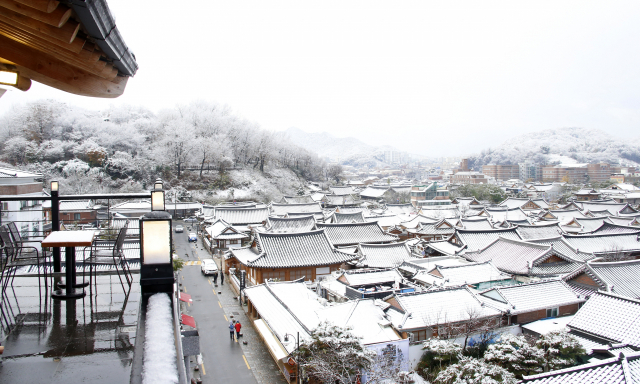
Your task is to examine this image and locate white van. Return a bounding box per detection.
[201,259,218,275]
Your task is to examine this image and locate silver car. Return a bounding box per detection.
[175,225,184,233]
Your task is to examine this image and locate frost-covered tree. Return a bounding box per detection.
[298,322,374,384]
[365,344,410,384]
[484,334,544,378]
[536,330,585,371]
[434,356,517,384]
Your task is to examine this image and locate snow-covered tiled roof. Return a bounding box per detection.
[499,197,549,210]
[586,260,640,299]
[229,229,357,268]
[485,207,530,223]
[265,216,317,233]
[413,261,511,288]
[588,222,640,235]
[399,214,439,229]
[423,240,464,256]
[608,217,640,227]
[214,207,269,225]
[459,217,493,230]
[516,223,563,240]
[281,195,316,204]
[412,219,457,236]
[331,211,365,224]
[269,202,323,217]
[356,241,418,268]
[387,287,503,330]
[385,204,415,215]
[419,207,460,219]
[521,350,640,383]
[205,218,248,239]
[359,186,389,199]
[317,222,398,246]
[322,194,360,206]
[0,167,42,178]
[527,236,595,262]
[464,237,581,276]
[568,292,640,348]
[329,186,356,196]
[43,200,93,210]
[563,233,640,255]
[480,280,583,315]
[337,268,404,286]
[543,209,588,224]
[573,217,611,232]
[579,202,637,216]
[453,228,522,252]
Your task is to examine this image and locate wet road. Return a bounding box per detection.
[174,223,257,384]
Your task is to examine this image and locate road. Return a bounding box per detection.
[174,222,257,384]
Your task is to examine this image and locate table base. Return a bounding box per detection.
[57,279,90,289]
[51,288,86,300]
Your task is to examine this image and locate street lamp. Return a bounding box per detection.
[284,332,300,384]
[139,211,174,293]
[151,178,165,211]
[154,178,163,191]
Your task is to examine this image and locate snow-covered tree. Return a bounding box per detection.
[365,344,410,384]
[434,356,517,384]
[536,330,585,372]
[484,333,544,378]
[298,322,374,384]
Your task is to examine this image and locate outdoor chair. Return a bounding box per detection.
[0,224,47,301]
[83,222,132,293]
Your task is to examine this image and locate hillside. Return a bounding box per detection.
[468,127,640,169]
[282,127,397,162]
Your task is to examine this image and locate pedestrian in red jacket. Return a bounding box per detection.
[234,321,242,339]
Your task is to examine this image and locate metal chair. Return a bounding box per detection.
[0,225,47,301]
[83,222,132,293]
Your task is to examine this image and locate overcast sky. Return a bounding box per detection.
[1,1,639,157]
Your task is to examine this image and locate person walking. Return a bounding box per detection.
[229,320,236,340]
[212,270,218,286]
[220,270,224,285]
[234,321,242,340]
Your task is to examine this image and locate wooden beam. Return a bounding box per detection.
[0,14,83,53]
[13,0,58,13]
[0,6,79,43]
[0,33,127,97]
[0,20,117,79]
[0,0,71,27]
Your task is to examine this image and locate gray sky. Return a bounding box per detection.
[1,0,639,156]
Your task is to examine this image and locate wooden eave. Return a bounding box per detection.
[0,0,130,97]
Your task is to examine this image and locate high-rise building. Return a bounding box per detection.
[518,162,541,182]
[482,164,520,181]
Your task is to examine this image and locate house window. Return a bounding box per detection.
[413,330,428,342]
[546,308,559,318]
[263,270,286,282]
[74,213,81,221]
[290,268,313,281]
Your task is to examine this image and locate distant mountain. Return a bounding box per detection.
[468,127,640,169]
[281,127,398,162]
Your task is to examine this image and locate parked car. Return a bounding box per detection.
[188,233,197,242]
[201,259,218,275]
[175,225,184,233]
[184,217,198,223]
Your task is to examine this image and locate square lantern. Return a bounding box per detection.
[139,211,174,292]
[151,190,165,211]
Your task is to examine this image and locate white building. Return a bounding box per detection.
[0,167,46,241]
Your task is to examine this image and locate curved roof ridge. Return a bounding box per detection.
[257,228,326,238]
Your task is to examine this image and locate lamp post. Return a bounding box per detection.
[50,180,61,272]
[139,210,174,294]
[284,332,300,384]
[151,178,165,212]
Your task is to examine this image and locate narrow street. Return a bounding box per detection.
[173,223,257,384]
[173,221,287,384]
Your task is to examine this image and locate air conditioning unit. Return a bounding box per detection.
[408,332,415,343]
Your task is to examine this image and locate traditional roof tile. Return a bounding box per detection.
[330,211,366,224]
[413,261,511,288]
[516,223,564,240]
[356,241,419,269]
[214,207,269,225]
[452,228,522,252]
[563,232,640,256]
[269,202,323,217]
[317,222,398,246]
[479,280,583,315]
[265,216,317,233]
[281,195,316,204]
[585,260,640,299]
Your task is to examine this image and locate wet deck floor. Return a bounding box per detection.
[0,274,140,383]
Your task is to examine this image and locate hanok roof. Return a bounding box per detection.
[459,217,493,230]
[485,207,530,223]
[317,222,398,246]
[451,228,522,252]
[568,292,640,348]
[322,194,360,206]
[329,186,356,196]
[516,223,563,240]
[229,229,356,268]
[356,241,418,269]
[397,256,470,276]
[281,195,316,204]
[205,218,248,240]
[583,260,640,299]
[385,204,415,215]
[563,232,640,255]
[423,240,464,256]
[264,216,316,233]
[386,287,503,331]
[499,197,549,210]
[42,200,94,211]
[541,209,588,224]
[465,237,582,276]
[571,217,611,232]
[411,219,457,237]
[479,280,583,315]
[419,207,460,219]
[214,207,269,225]
[413,261,511,288]
[527,236,595,262]
[0,167,42,179]
[609,217,640,227]
[337,268,404,287]
[588,222,640,235]
[579,202,638,216]
[0,0,137,97]
[359,186,389,199]
[330,211,365,224]
[521,350,640,384]
[269,202,323,217]
[399,214,439,229]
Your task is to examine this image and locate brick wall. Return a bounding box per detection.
[0,183,42,195]
[560,303,580,316]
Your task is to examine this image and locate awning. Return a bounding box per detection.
[253,319,289,362]
[181,314,196,328]
[179,292,192,303]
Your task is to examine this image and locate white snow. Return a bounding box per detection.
[142,293,178,384]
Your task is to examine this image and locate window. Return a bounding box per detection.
[1,202,7,211]
[290,268,313,281]
[546,308,559,318]
[74,213,81,221]
[413,330,428,342]
[263,270,286,282]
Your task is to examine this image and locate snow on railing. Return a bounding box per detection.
[143,293,179,384]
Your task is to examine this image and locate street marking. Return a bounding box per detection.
[224,315,228,321]
[218,301,222,308]
[184,287,187,293]
[212,289,216,295]
[243,355,250,370]
[184,261,202,266]
[188,302,190,307]
[201,363,206,375]
[208,280,211,285]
